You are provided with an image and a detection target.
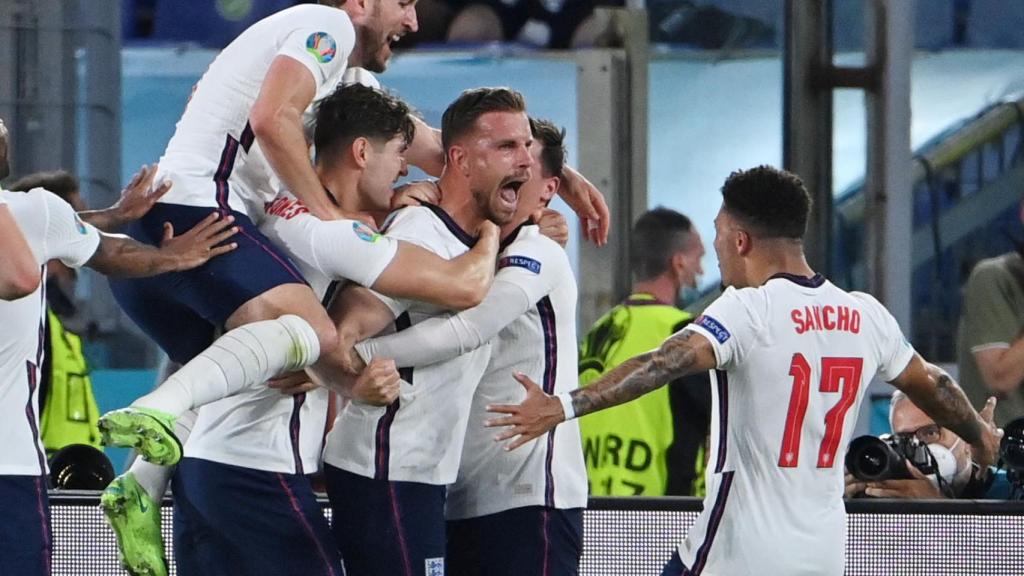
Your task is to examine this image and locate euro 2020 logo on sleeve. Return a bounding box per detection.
[306,32,337,64]
[352,221,381,243]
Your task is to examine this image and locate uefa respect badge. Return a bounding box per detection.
[306,32,337,64]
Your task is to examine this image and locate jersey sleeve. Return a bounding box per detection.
[853,292,916,382]
[38,189,101,268]
[363,207,441,317]
[682,287,764,370]
[276,13,355,93]
[495,232,566,304]
[261,198,400,288]
[356,277,533,367]
[961,260,1022,353]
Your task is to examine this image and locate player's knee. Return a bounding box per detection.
[276,314,328,369]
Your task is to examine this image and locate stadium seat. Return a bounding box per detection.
[967,0,1024,48]
[151,0,297,48]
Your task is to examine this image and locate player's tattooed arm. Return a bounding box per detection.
[891,354,1002,467]
[78,164,172,232]
[86,212,237,277]
[487,330,717,450]
[569,331,716,419]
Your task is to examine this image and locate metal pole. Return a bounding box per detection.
[783,0,834,275]
[864,0,914,330]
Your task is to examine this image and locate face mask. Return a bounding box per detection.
[927,438,972,492]
[677,284,700,308]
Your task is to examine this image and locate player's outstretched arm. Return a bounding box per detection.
[486,330,717,450]
[373,221,499,310]
[889,353,1003,468]
[77,164,172,232]
[559,166,610,246]
[359,268,539,369]
[250,56,345,221]
[86,212,238,277]
[0,201,41,299]
[404,117,444,177]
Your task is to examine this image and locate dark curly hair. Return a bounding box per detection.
[313,84,415,167]
[529,117,566,179]
[441,87,526,151]
[721,165,812,239]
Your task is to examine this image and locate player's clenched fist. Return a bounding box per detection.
[352,357,400,406]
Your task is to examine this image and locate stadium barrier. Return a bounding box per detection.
[49,493,1024,575]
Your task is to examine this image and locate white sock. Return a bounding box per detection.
[132,315,321,415]
[126,409,198,500]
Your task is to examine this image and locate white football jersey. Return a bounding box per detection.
[184,194,399,474]
[447,225,588,520]
[323,204,492,485]
[678,273,915,576]
[156,4,356,218]
[0,188,100,475]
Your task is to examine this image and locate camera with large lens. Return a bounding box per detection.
[999,417,1024,492]
[845,433,938,481]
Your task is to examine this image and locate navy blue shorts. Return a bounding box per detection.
[172,457,342,576]
[325,464,446,576]
[0,475,51,576]
[446,506,583,576]
[660,549,687,575]
[109,203,306,364]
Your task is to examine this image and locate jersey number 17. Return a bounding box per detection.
[778,354,864,469]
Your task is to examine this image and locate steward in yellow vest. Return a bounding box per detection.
[579,294,710,496]
[40,309,101,453]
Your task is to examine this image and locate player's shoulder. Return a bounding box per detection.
[382,204,436,233]
[272,3,353,29]
[501,224,570,274]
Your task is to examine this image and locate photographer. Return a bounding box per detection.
[845,391,1011,499]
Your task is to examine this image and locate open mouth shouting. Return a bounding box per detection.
[497,175,527,212]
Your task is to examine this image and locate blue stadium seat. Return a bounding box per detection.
[967,0,1024,48]
[151,0,297,48]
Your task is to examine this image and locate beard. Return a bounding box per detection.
[471,185,514,225]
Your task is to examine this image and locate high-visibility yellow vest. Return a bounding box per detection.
[578,294,706,497]
[39,309,101,453]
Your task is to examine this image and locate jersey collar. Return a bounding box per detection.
[767,272,826,288]
[421,202,477,248]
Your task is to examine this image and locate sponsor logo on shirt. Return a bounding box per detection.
[74,215,88,235]
[352,221,381,243]
[498,255,541,274]
[425,558,444,576]
[696,314,730,343]
[306,32,337,64]
[264,196,310,220]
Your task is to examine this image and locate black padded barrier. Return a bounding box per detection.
[48,493,1024,575]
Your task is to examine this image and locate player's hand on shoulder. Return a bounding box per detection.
[352,357,400,406]
[535,207,568,248]
[485,372,565,451]
[109,164,173,224]
[160,212,239,270]
[391,179,441,210]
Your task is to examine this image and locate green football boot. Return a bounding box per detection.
[101,472,167,576]
[98,407,182,466]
